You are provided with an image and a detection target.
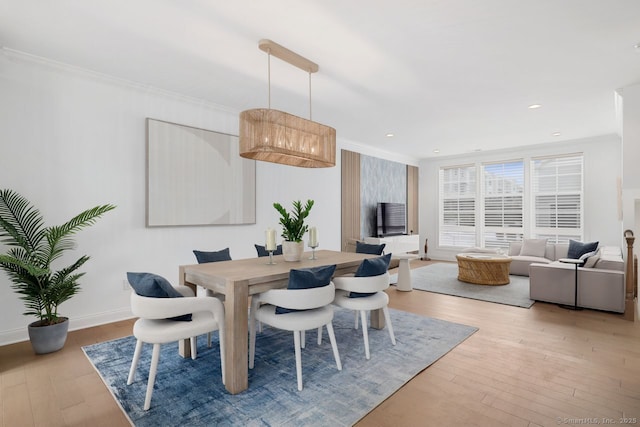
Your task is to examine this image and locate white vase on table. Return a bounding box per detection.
[282,241,304,262]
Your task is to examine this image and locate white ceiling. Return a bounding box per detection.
[2,0,640,159]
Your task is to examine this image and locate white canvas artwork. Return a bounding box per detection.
[146,118,256,226]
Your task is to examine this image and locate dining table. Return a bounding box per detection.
[178,249,383,394]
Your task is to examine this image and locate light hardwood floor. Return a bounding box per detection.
[1,260,639,426]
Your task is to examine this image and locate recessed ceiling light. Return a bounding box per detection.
[552,132,561,136]
[635,42,640,51]
[386,133,394,137]
[433,149,440,154]
[528,104,542,109]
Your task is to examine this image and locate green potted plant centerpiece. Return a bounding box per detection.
[0,189,115,354]
[273,199,314,262]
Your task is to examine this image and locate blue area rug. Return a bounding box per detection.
[391,263,534,308]
[83,308,477,426]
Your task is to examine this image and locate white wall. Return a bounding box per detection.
[0,51,418,345]
[622,84,640,190]
[419,135,623,261]
[620,83,640,243]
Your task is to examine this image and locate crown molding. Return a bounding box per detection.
[1,47,239,114]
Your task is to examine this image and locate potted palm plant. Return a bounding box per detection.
[273,199,314,261]
[0,189,115,354]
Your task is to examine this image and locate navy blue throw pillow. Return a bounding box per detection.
[350,253,392,298]
[567,240,598,260]
[126,272,191,321]
[275,264,337,314]
[193,248,232,264]
[355,241,386,255]
[255,244,283,257]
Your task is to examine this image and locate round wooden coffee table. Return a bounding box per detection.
[456,253,512,285]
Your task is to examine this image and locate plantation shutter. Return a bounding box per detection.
[481,161,524,249]
[439,165,476,247]
[531,154,583,243]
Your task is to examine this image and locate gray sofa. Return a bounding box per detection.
[508,241,565,276]
[527,246,625,313]
[508,242,556,276]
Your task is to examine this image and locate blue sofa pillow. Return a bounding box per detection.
[126,272,191,321]
[350,253,392,298]
[275,264,337,314]
[193,248,231,264]
[356,241,386,255]
[255,244,283,257]
[567,240,598,260]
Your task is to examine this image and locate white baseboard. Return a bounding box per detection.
[0,307,133,347]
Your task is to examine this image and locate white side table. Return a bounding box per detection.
[394,254,419,291]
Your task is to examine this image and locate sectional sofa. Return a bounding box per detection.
[508,241,626,313]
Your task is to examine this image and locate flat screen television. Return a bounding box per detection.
[376,202,406,237]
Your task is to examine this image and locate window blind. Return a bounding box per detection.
[482,161,524,249]
[439,165,476,247]
[531,154,583,243]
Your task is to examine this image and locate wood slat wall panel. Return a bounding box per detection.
[407,165,419,235]
[341,149,360,252]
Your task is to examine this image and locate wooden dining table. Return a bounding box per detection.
[179,249,383,394]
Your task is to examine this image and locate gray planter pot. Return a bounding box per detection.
[28,317,69,354]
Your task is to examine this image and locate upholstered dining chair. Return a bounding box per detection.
[254,243,283,257]
[126,273,225,411]
[332,256,396,360]
[355,241,386,255]
[193,247,231,345]
[193,247,232,264]
[248,265,342,391]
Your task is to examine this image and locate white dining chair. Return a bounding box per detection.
[332,272,396,360]
[248,282,342,391]
[127,286,225,410]
[192,248,231,346]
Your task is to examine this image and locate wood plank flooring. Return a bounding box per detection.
[1,260,639,426]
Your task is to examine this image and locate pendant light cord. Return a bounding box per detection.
[267,45,314,120]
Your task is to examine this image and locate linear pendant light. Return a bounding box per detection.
[239,39,336,168]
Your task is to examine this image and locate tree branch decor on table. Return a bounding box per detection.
[0,189,115,353]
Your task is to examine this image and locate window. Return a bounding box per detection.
[482,161,524,249]
[437,153,584,250]
[439,165,476,247]
[531,154,583,243]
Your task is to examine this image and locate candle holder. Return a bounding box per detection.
[309,243,319,260]
[267,250,276,265]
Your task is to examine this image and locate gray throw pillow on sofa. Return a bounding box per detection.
[583,250,600,268]
[579,249,598,266]
[519,239,547,257]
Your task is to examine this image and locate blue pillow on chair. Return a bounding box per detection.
[193,248,232,263]
[567,240,598,260]
[255,244,283,257]
[275,264,337,314]
[350,253,392,298]
[355,241,386,255]
[126,272,191,321]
